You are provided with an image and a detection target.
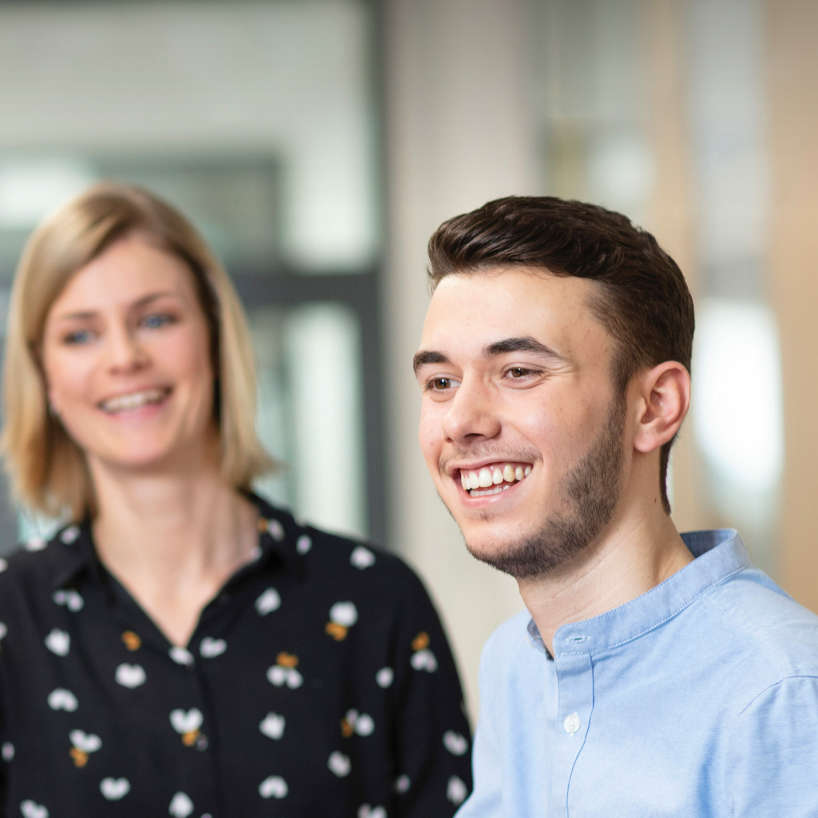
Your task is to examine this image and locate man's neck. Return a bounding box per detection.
[518,508,693,656]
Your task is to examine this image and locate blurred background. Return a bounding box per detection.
[0,0,816,723]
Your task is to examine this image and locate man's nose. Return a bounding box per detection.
[442,378,501,442]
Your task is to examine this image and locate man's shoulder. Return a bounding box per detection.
[707,565,818,636]
[674,529,818,680]
[697,565,818,689]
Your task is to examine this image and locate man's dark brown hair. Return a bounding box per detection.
[426,195,695,514]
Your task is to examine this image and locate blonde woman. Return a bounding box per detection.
[0,182,471,816]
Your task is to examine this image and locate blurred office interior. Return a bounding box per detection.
[0,0,816,720]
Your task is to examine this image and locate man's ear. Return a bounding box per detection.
[632,362,690,454]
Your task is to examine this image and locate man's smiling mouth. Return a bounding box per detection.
[458,463,532,497]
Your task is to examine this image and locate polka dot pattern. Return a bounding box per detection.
[0,495,472,815]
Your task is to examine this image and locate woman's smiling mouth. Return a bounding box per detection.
[98,387,170,413]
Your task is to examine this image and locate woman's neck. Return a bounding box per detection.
[89,468,259,646]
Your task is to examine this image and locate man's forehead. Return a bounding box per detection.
[424,267,600,330]
[418,267,613,365]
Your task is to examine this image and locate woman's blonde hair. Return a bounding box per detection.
[1,181,274,520]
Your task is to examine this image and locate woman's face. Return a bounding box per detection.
[41,233,217,479]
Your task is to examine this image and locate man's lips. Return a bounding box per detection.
[455,461,533,496]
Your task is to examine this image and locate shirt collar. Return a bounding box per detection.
[50,491,304,591]
[528,529,749,658]
[242,492,306,579]
[50,519,99,590]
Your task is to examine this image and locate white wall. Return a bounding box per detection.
[1,0,539,722]
[382,0,540,719]
[0,2,375,269]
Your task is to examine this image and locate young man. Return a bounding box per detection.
[413,196,818,817]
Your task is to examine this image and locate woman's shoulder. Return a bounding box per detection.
[0,522,87,598]
[252,494,433,605]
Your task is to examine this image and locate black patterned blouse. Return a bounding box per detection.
[0,494,472,817]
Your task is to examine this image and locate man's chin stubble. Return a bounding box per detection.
[450,395,625,581]
[463,512,605,580]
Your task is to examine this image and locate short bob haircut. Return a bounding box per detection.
[1,181,273,521]
[427,195,695,515]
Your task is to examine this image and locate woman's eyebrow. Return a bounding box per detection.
[50,291,180,322]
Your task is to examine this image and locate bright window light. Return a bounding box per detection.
[0,159,96,228]
[692,297,783,493]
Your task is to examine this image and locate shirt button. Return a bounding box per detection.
[563,712,581,735]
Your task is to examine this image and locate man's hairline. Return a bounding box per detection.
[428,262,636,389]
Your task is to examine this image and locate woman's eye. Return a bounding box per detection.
[141,313,176,329]
[62,329,95,345]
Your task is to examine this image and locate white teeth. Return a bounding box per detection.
[100,389,166,413]
[471,485,510,497]
[459,463,533,496]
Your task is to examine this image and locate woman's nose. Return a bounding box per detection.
[105,325,148,372]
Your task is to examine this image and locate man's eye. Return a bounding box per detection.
[427,376,456,392]
[507,367,534,378]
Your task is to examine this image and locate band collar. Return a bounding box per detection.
[527,529,749,659]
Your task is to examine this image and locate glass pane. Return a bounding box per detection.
[251,302,366,539]
[527,0,780,564]
[0,0,378,274]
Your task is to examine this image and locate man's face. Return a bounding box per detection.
[414,267,627,579]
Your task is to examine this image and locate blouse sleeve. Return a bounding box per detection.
[388,567,473,817]
[0,577,9,815]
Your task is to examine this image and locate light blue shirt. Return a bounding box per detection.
[458,530,818,817]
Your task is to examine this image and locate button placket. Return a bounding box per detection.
[550,646,594,809]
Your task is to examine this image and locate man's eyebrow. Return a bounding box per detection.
[485,336,563,359]
[412,350,449,373]
[413,337,564,373]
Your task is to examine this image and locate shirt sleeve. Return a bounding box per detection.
[389,568,473,818]
[724,675,818,817]
[454,637,503,818]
